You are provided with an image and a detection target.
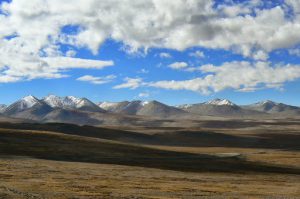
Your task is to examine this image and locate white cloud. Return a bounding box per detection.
[113,77,144,89]
[168,62,188,70]
[285,0,300,14]
[1,0,300,85]
[237,87,261,92]
[189,50,205,58]
[152,61,300,94]
[252,50,269,61]
[159,52,172,58]
[288,48,300,56]
[42,57,113,69]
[66,49,77,57]
[117,61,300,94]
[77,75,116,84]
[0,54,113,81]
[1,0,300,75]
[0,75,21,83]
[138,92,150,98]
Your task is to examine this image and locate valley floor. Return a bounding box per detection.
[0,119,299,198]
[0,157,299,199]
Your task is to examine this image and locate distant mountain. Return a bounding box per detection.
[43,95,64,108]
[243,100,300,115]
[205,98,236,106]
[98,101,130,112]
[177,99,236,109]
[4,95,53,119]
[4,95,39,114]
[44,95,105,112]
[75,98,106,112]
[136,100,188,118]
[4,95,47,115]
[99,100,143,115]
[0,104,7,113]
[99,100,188,118]
[1,95,299,124]
[119,100,145,115]
[42,109,99,125]
[178,98,264,117]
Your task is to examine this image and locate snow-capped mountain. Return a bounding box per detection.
[43,95,64,108]
[178,98,264,117]
[205,99,236,106]
[243,100,300,114]
[98,101,125,111]
[75,98,105,112]
[1,95,299,122]
[100,100,187,118]
[43,95,79,109]
[136,100,187,118]
[63,96,81,108]
[4,95,53,117]
[43,95,105,112]
[4,95,41,114]
[19,95,40,109]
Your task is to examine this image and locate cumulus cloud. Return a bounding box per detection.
[117,61,300,94]
[0,52,114,81]
[219,5,252,17]
[66,50,77,57]
[77,75,116,84]
[189,50,205,58]
[288,48,300,56]
[1,0,300,86]
[168,62,188,70]
[159,52,172,58]
[113,77,144,89]
[252,50,269,61]
[138,92,150,98]
[153,61,300,94]
[1,1,300,68]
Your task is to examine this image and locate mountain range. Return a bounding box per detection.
[0,95,299,126]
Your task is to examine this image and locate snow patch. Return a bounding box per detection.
[206,99,235,106]
[98,101,119,110]
[141,101,150,106]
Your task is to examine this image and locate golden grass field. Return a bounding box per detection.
[0,119,299,198]
[0,157,299,199]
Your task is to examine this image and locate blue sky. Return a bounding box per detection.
[0,0,300,106]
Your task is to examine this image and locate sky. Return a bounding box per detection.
[0,0,300,106]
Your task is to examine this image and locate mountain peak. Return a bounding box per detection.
[76,98,93,108]
[44,94,62,101]
[44,95,64,108]
[43,95,78,108]
[65,96,79,101]
[261,100,277,105]
[3,95,42,115]
[206,98,235,106]
[21,95,40,107]
[98,101,119,109]
[22,95,38,100]
[251,100,279,107]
